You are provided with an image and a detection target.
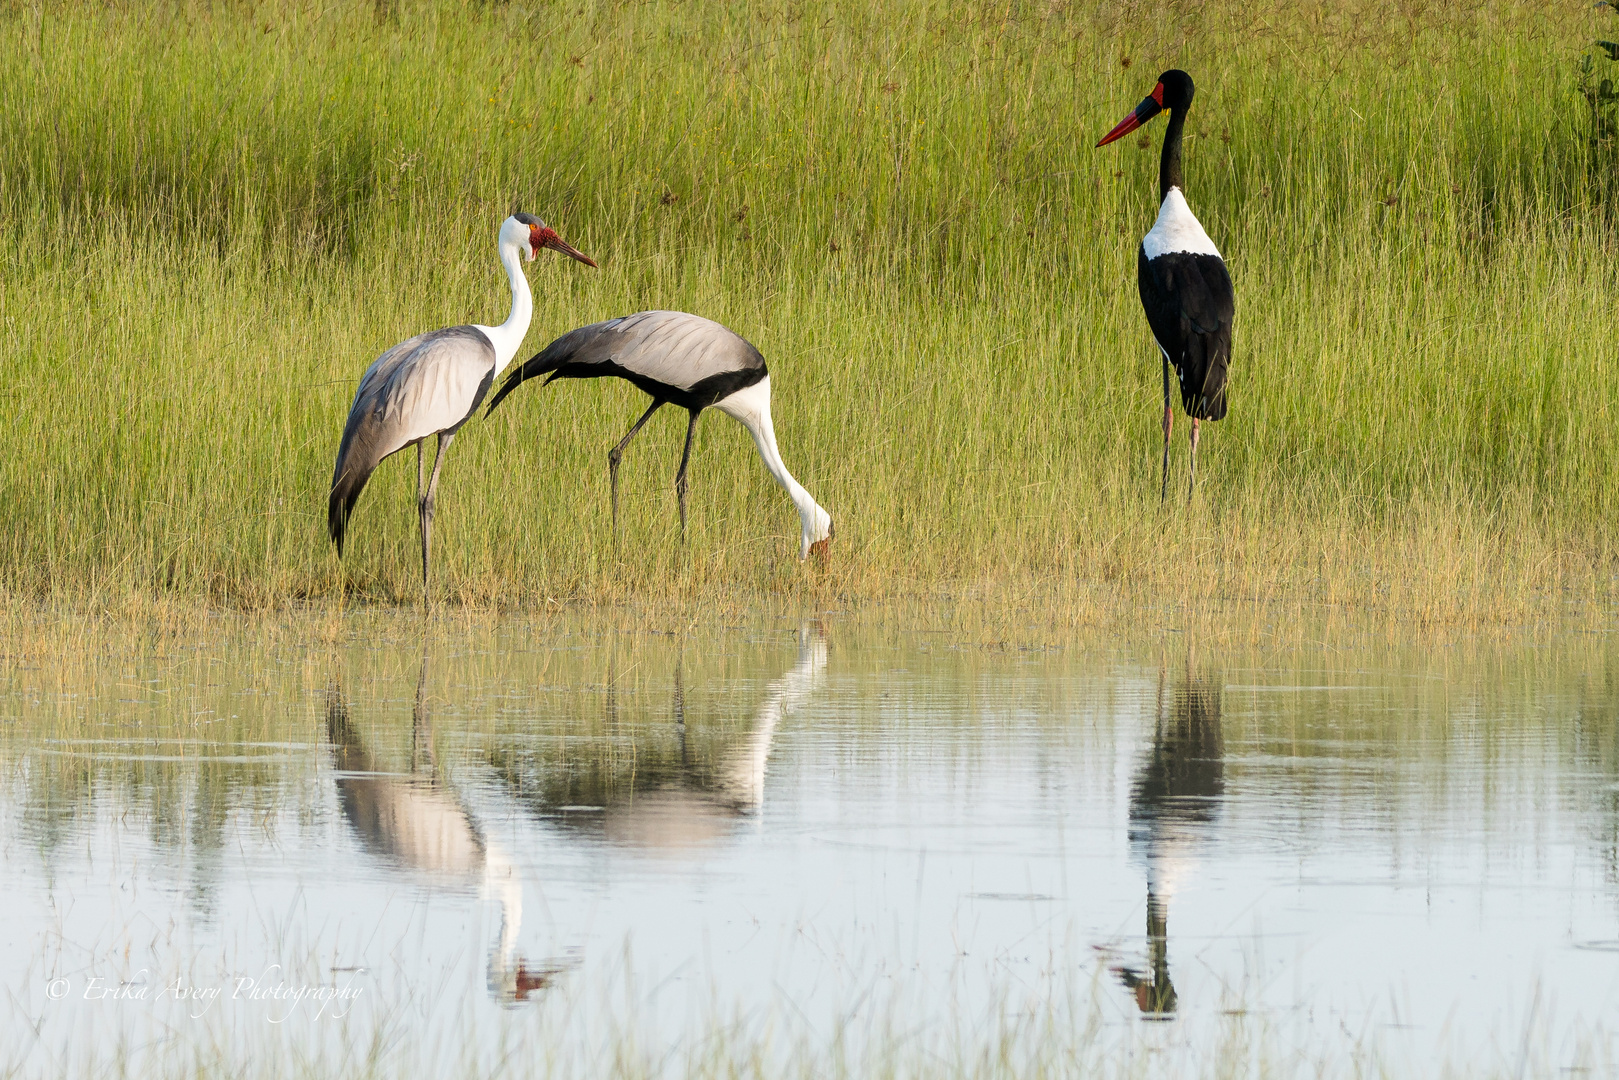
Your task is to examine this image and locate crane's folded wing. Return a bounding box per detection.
[487,310,765,412]
[328,326,497,548]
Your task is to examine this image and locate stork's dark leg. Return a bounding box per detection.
[420,432,453,601]
[1160,353,1173,506]
[675,410,700,540]
[1188,418,1200,502]
[609,399,664,535]
[1144,887,1177,1015]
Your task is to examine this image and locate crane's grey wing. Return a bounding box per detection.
[328,325,496,553]
[486,310,767,414]
[326,691,487,875]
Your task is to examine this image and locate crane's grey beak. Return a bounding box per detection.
[538,227,597,268]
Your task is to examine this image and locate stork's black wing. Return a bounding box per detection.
[1137,247,1234,421]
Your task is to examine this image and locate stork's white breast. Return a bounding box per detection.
[1142,187,1221,260]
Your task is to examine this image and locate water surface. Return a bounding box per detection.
[3,623,1616,1077]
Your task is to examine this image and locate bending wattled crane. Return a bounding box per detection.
[327,214,595,596]
[484,310,834,559]
[1097,70,1235,503]
[491,627,828,852]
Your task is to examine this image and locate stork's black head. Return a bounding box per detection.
[1096,69,1196,148]
[1157,70,1195,111]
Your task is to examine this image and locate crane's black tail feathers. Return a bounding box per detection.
[483,366,539,415]
[327,465,374,557]
[485,346,572,416]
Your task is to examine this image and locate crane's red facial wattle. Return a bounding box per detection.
[536,226,598,268]
[808,519,835,561]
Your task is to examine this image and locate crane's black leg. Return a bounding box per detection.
[1188,418,1200,502]
[416,440,428,589]
[1160,353,1173,506]
[609,399,664,536]
[410,647,435,775]
[420,432,454,601]
[673,660,687,766]
[674,410,699,540]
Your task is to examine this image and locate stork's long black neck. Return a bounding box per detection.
[1158,107,1186,204]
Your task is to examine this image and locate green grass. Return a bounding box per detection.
[1,0,1616,624]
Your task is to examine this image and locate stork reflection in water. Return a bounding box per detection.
[491,627,827,852]
[326,654,565,1004]
[1116,659,1225,1017]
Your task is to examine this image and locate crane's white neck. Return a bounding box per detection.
[483,842,527,1001]
[713,377,833,559]
[719,629,828,808]
[473,239,533,376]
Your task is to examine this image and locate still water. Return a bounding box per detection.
[2,622,1616,1077]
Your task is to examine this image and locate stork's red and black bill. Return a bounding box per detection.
[1096,82,1166,147]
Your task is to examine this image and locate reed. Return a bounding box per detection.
[0,0,1615,626]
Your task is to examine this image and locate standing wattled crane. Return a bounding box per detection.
[327,657,565,1004]
[1097,70,1235,503]
[327,213,595,597]
[484,311,834,559]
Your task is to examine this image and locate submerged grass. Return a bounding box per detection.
[0,0,1616,626]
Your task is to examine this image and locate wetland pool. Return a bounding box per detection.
[2,622,1616,1077]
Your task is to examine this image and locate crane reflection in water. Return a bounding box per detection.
[326,653,565,1005]
[1115,658,1226,1018]
[489,626,827,852]
[325,629,823,1003]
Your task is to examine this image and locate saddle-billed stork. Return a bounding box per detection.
[1097,70,1234,502]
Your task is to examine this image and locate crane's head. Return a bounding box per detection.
[804,508,834,561]
[506,213,597,267]
[1096,70,1195,147]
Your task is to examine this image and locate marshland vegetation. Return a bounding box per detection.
[0,0,1615,628]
